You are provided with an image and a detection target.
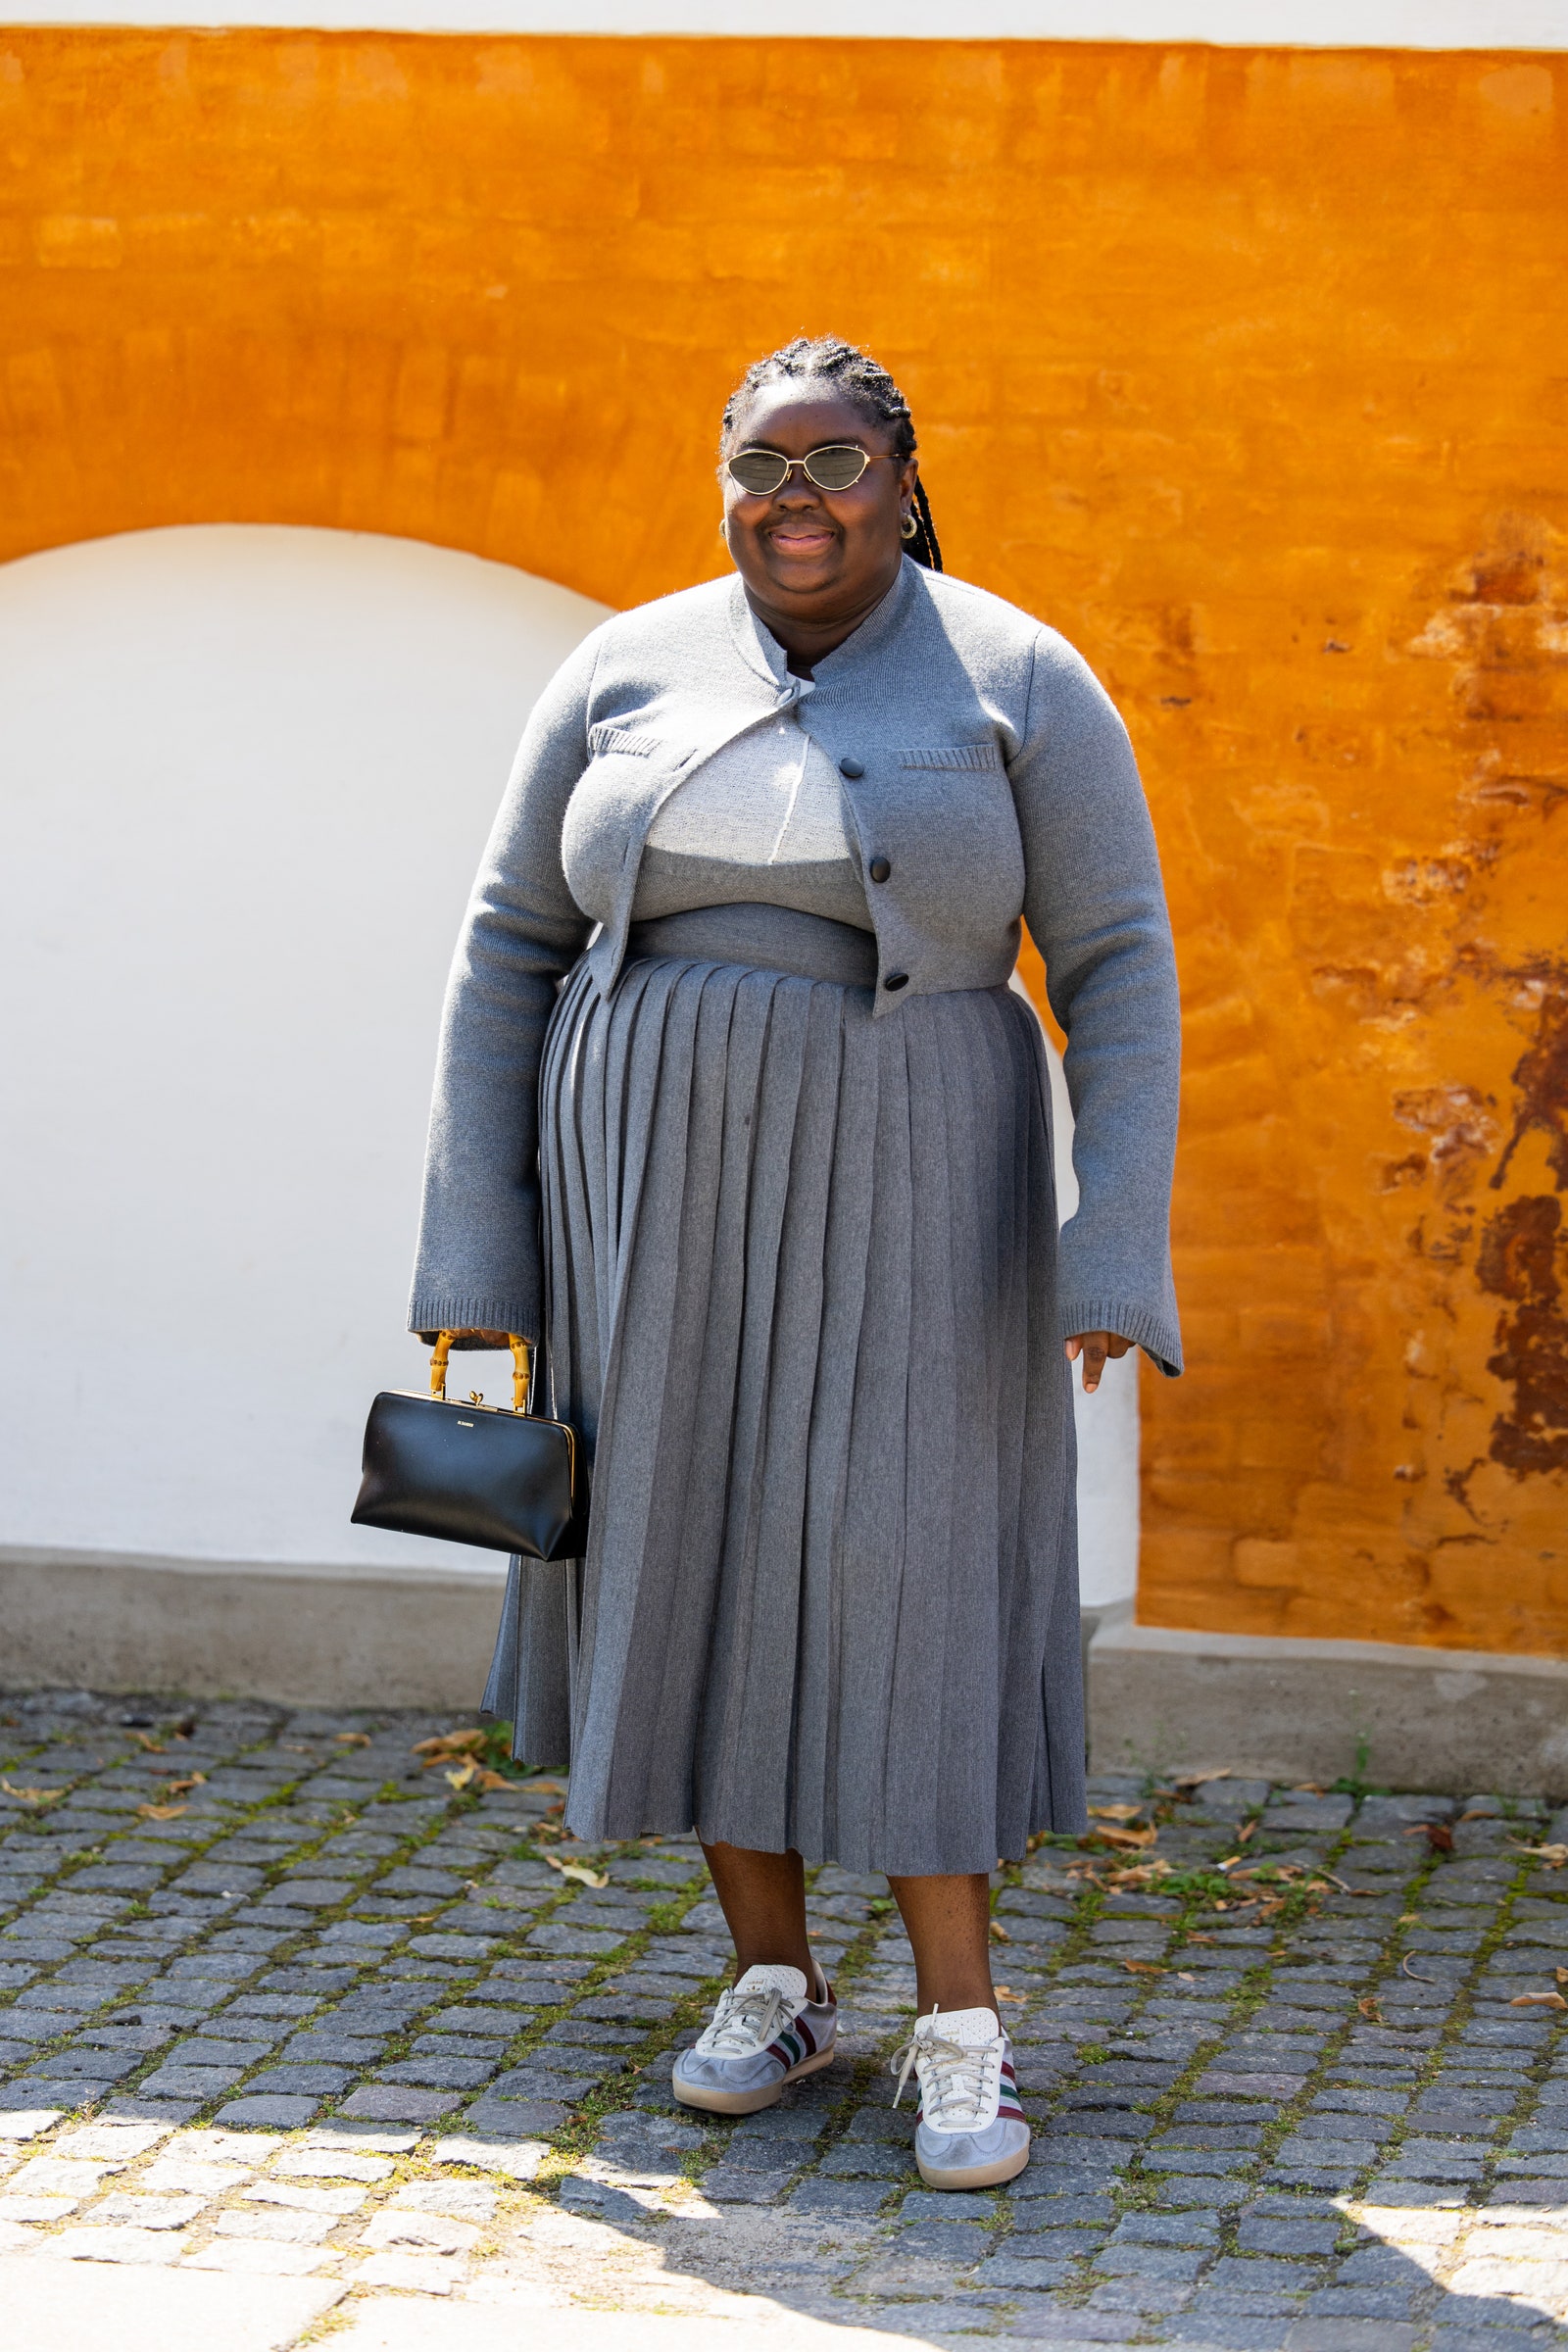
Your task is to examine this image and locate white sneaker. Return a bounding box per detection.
[891,2005,1031,2189]
[671,1962,838,2116]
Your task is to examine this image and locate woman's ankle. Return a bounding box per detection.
[731,1943,816,1983]
[913,1982,998,2019]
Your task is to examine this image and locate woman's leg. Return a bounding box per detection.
[889,1872,1027,2191]
[674,1841,835,2115]
[702,1840,814,1979]
[887,1872,996,2016]
[701,1846,995,2013]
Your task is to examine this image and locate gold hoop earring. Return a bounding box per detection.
[718,519,729,541]
[900,514,918,541]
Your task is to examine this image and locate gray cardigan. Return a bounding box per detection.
[410,558,1183,1375]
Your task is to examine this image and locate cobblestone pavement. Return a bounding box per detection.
[4,1690,1568,2350]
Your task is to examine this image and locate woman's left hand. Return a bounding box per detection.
[1065,1331,1133,1394]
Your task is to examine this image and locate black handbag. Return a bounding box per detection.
[351,1332,587,1560]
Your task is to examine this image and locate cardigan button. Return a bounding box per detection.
[868,857,891,884]
[884,971,909,992]
[838,756,864,778]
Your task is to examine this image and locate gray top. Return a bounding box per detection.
[634,696,871,930]
[410,557,1184,1374]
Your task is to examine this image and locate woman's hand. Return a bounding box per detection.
[1064,1331,1133,1395]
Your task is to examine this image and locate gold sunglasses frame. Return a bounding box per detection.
[725,444,893,496]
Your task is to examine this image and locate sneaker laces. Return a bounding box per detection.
[889,2009,1001,2129]
[694,1981,789,2058]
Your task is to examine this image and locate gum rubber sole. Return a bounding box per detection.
[915,2138,1032,2191]
[671,2035,838,2116]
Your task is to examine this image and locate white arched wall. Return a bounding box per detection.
[0,525,608,1576]
[1033,1030,1142,1613]
[0,519,1135,1609]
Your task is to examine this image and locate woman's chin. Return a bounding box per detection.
[761,547,843,595]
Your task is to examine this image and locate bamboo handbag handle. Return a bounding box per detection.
[429,1331,533,1413]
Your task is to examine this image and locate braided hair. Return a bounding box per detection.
[721,335,943,572]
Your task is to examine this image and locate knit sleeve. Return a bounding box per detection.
[1010,629,1183,1377]
[406,629,603,1345]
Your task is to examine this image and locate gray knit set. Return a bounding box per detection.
[411,558,1181,1874]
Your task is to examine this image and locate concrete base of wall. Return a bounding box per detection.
[1089,1605,1568,1798]
[0,1545,506,1711]
[10,1552,1567,1799]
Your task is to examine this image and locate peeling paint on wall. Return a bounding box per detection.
[1479,1193,1568,1480]
[1144,500,1568,1654]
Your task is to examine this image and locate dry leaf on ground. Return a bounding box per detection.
[2,1783,63,1806]
[335,1733,372,1747]
[543,1855,609,1889]
[1358,1996,1384,2023]
[137,1802,187,1821]
[442,1761,514,1791]
[1511,1990,1568,2010]
[414,1730,489,1763]
[1515,1843,1568,1869]
[1122,1959,1166,1976]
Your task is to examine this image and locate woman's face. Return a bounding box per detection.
[720,384,918,625]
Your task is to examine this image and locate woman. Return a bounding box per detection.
[410,336,1181,2189]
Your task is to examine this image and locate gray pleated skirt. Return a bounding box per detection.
[482,904,1085,1876]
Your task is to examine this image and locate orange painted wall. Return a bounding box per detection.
[3,32,1566,1653]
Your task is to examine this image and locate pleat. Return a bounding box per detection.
[787,1006,880,1863]
[489,951,1086,1873]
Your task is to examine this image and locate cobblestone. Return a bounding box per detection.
[3,1695,1568,2345]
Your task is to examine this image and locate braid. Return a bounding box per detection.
[908,477,942,573]
[721,335,944,572]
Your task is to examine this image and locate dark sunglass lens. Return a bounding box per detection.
[728,451,789,495]
[806,447,868,490]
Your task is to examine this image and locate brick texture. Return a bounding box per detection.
[0,32,1564,1649]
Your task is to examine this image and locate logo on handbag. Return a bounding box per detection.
[351,1332,587,1560]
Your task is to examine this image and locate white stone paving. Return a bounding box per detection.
[4,1691,1568,2348]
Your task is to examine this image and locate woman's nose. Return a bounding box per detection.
[775,469,821,505]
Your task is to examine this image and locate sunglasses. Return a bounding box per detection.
[725,444,890,497]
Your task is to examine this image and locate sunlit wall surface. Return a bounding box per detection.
[0,21,1563,1647]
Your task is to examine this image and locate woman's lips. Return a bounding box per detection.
[769,525,835,554]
